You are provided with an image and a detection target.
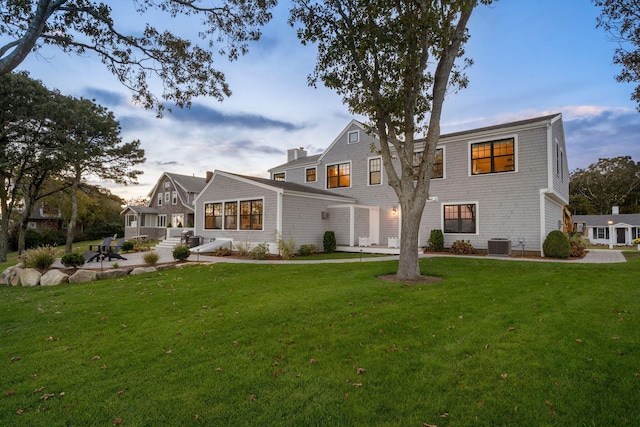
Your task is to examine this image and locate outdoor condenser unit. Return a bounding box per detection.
[487,238,511,256]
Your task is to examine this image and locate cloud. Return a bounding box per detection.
[81,87,128,107]
[167,102,304,131]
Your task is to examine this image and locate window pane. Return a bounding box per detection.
[306,168,316,182]
[432,149,443,179]
[225,202,237,229]
[444,204,476,233]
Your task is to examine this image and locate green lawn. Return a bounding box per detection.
[1,257,639,426]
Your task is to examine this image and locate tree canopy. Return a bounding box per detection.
[290,0,492,279]
[569,155,640,215]
[594,0,640,110]
[0,0,275,114]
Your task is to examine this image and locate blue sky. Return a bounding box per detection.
[15,1,640,200]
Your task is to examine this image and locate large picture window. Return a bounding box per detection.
[224,202,237,230]
[327,162,351,188]
[444,204,476,234]
[240,200,263,230]
[369,157,381,185]
[471,138,514,175]
[204,202,222,229]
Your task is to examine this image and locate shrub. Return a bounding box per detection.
[213,247,232,256]
[40,229,66,247]
[250,242,270,260]
[235,241,251,256]
[543,230,571,259]
[121,241,135,252]
[173,245,191,261]
[568,232,588,258]
[61,252,85,268]
[278,238,296,260]
[428,229,445,252]
[449,240,476,255]
[298,244,318,256]
[323,231,336,253]
[143,251,160,266]
[21,246,58,270]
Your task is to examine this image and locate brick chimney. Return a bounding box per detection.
[205,171,213,183]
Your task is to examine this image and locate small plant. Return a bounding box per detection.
[143,251,159,266]
[121,241,134,252]
[61,252,85,268]
[213,247,232,256]
[235,241,251,256]
[21,245,58,270]
[449,240,476,255]
[112,262,120,268]
[278,237,296,260]
[543,230,571,259]
[250,242,271,260]
[568,232,588,258]
[428,229,445,252]
[323,231,336,253]
[173,245,191,261]
[298,244,318,256]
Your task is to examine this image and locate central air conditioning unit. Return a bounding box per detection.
[488,238,511,256]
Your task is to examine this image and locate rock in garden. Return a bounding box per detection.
[20,268,42,287]
[130,267,156,275]
[69,269,98,283]
[96,269,128,280]
[40,270,69,286]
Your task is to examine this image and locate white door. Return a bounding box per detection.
[369,208,380,244]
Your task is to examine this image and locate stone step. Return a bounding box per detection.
[155,237,182,249]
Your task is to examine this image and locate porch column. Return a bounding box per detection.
[349,205,355,246]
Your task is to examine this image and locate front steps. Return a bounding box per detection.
[155,237,182,250]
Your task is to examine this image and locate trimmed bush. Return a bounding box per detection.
[298,244,318,256]
[21,246,58,270]
[172,245,191,261]
[250,243,270,260]
[449,240,476,255]
[323,231,336,253]
[428,229,445,252]
[543,230,571,259]
[61,252,85,268]
[143,251,159,266]
[121,241,135,252]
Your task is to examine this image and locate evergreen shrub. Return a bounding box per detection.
[428,229,445,252]
[61,252,85,268]
[323,231,336,253]
[172,245,190,261]
[543,230,571,259]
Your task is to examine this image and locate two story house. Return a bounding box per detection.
[122,172,209,240]
[193,113,569,256]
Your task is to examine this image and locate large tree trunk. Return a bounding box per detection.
[395,182,430,280]
[0,214,10,262]
[65,167,81,253]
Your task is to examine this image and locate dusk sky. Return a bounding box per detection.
[15,1,640,201]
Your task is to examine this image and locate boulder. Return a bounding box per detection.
[1,264,23,285]
[130,266,156,275]
[69,269,98,284]
[40,269,69,286]
[20,268,42,287]
[10,267,23,286]
[156,264,176,271]
[97,269,128,280]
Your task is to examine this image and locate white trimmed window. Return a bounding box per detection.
[348,130,359,144]
[306,168,317,182]
[327,162,351,188]
[157,215,167,227]
[444,204,477,234]
[172,191,178,205]
[164,192,170,202]
[157,193,163,206]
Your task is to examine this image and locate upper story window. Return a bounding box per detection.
[369,157,381,185]
[444,203,477,234]
[327,162,351,188]
[157,193,163,206]
[412,148,444,179]
[204,202,223,229]
[171,191,178,205]
[471,138,514,175]
[240,199,263,230]
[348,130,359,144]
[306,168,317,183]
[273,172,285,181]
[164,180,170,189]
[164,192,170,202]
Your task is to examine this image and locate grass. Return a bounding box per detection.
[1,257,639,426]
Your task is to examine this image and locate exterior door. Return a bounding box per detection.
[616,228,626,244]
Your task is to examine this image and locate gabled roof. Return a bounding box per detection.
[573,214,640,227]
[166,172,207,193]
[268,154,322,172]
[121,205,158,215]
[439,113,562,141]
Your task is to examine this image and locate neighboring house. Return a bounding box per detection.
[573,208,640,246]
[26,201,64,233]
[193,113,570,255]
[122,172,209,240]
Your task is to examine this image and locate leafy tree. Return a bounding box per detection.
[0,71,65,261]
[52,94,144,252]
[290,0,492,280]
[0,0,275,114]
[594,0,640,110]
[569,156,640,214]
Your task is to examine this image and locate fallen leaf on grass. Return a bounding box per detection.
[195,414,202,420]
[507,326,516,331]
[352,383,363,387]
[576,339,583,344]
[117,390,126,395]
[356,368,366,375]
[41,393,55,400]
[545,400,556,412]
[6,390,15,396]
[500,373,508,379]
[249,394,256,401]
[11,356,21,362]
[343,393,348,400]
[114,418,122,425]
[422,424,437,427]
[90,355,101,361]
[309,359,318,364]
[33,387,45,394]
[440,413,449,418]
[16,408,25,415]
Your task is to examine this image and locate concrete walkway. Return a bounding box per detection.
[56,247,627,270]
